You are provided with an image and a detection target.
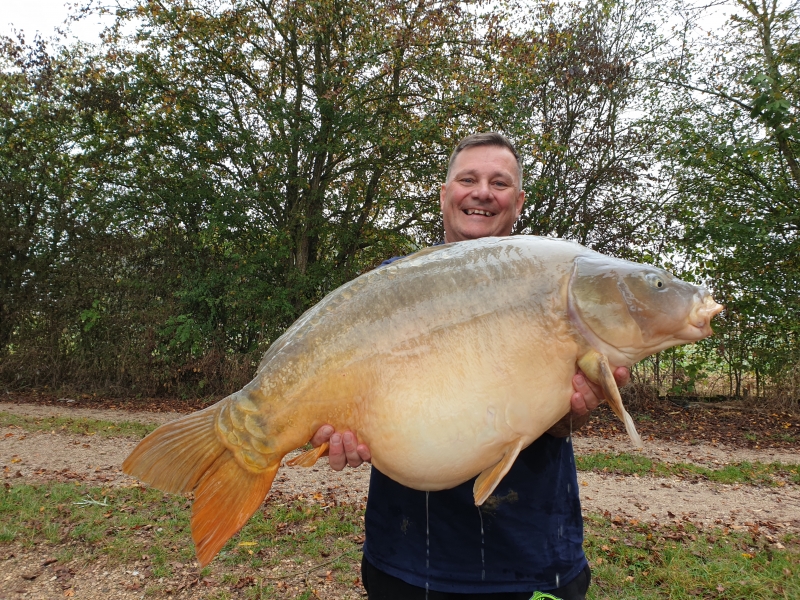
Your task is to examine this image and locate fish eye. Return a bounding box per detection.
[645,273,665,289]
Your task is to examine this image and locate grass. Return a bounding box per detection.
[0,482,365,597]
[576,453,800,486]
[585,513,799,599]
[2,412,798,597]
[1,481,798,598]
[0,411,156,438]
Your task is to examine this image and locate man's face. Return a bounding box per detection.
[440,145,525,243]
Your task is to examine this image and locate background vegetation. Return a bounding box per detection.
[0,0,797,406]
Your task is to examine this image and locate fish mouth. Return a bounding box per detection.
[681,294,724,341]
[463,209,495,217]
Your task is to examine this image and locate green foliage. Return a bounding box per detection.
[642,0,800,403]
[0,0,659,396]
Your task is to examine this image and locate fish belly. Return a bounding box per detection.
[328,310,581,490]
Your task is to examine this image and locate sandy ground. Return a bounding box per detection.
[1,401,798,533]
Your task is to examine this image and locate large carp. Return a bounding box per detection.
[123,236,722,565]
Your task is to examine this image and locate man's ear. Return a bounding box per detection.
[439,183,448,212]
[515,189,525,218]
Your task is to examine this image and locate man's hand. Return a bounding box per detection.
[571,366,630,416]
[310,425,371,471]
[548,366,630,437]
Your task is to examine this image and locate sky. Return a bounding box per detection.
[1,0,111,42]
[2,0,735,42]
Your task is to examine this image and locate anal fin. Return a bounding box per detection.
[473,438,525,506]
[578,350,643,448]
[286,442,330,467]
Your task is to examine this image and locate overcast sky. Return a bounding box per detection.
[1,0,111,42]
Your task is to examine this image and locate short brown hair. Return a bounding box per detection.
[445,132,523,186]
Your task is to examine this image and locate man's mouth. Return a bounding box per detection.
[464,209,494,217]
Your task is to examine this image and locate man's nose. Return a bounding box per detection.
[472,180,491,199]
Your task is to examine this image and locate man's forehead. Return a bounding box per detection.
[452,164,515,178]
[451,146,519,178]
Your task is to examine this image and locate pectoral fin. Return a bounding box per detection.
[578,350,643,448]
[286,442,329,467]
[473,438,526,506]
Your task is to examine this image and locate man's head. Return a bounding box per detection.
[440,132,525,244]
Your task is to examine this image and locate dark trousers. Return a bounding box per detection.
[361,556,591,600]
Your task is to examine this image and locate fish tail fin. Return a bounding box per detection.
[122,405,225,493]
[122,403,280,565]
[192,454,278,565]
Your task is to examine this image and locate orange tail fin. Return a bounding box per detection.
[122,405,279,565]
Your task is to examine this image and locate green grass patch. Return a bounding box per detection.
[576,453,800,486]
[0,411,156,438]
[585,513,799,598]
[1,481,797,598]
[0,481,364,596]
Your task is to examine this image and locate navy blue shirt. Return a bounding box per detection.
[362,253,588,593]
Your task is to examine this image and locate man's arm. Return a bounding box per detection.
[310,367,630,470]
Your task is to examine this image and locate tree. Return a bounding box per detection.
[1,0,665,396]
[646,0,800,400]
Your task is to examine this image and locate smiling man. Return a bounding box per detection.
[440,138,526,243]
[313,133,628,600]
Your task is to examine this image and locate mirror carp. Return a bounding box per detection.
[123,236,723,565]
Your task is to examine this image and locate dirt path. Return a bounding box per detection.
[2,402,798,534]
[1,401,799,599]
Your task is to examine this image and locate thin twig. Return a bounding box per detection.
[263,550,359,580]
[72,495,109,507]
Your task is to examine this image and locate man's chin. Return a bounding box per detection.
[449,223,501,242]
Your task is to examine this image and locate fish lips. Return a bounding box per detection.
[680,293,724,340]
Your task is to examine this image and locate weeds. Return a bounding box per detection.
[0,411,155,438]
[576,453,800,487]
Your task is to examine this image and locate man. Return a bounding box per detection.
[312,133,628,599]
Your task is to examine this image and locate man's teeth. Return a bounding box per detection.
[465,209,493,216]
